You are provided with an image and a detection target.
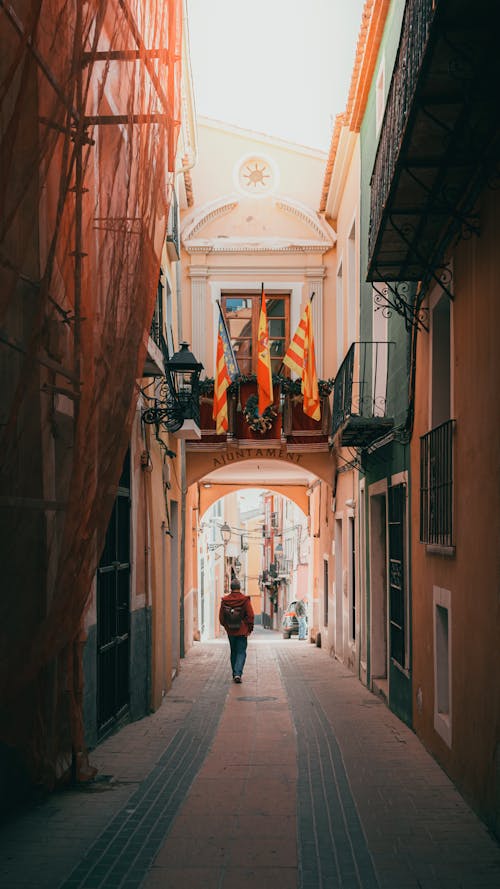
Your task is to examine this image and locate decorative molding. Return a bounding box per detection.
[184,240,332,255]
[274,197,335,243]
[181,197,239,241]
[182,195,335,256]
[190,265,325,278]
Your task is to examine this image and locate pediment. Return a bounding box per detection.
[181,195,336,255]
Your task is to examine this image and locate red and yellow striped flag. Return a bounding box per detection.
[257,292,273,414]
[213,306,240,434]
[283,301,320,421]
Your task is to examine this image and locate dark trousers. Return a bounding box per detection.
[228,635,248,677]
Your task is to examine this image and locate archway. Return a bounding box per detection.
[197,484,310,642]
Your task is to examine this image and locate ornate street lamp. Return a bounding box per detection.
[142,342,203,438]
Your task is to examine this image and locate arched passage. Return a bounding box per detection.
[197,484,310,642]
[186,447,336,489]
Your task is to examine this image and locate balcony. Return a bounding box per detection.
[332,342,394,448]
[193,378,332,449]
[367,0,499,285]
[420,419,455,548]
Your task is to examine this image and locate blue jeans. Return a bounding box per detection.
[298,616,307,639]
[229,635,248,677]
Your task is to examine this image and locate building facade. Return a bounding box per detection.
[366,0,500,833]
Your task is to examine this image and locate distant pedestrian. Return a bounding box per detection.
[219,579,254,682]
[295,598,307,640]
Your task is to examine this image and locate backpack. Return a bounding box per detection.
[222,601,245,632]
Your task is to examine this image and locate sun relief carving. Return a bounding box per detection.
[235,154,278,197]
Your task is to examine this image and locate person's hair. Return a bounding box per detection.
[230,579,241,591]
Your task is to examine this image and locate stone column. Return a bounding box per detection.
[189,267,209,375]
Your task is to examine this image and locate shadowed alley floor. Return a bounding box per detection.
[1,629,500,888]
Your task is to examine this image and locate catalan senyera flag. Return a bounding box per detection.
[213,308,239,435]
[283,301,321,421]
[257,292,273,414]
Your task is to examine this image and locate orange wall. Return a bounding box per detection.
[411,187,500,827]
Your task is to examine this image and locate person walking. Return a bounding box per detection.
[219,578,254,683]
[296,598,307,640]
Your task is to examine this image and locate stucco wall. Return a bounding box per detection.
[411,186,500,831]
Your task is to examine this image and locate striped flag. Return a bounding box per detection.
[213,307,239,435]
[283,301,320,421]
[257,291,273,414]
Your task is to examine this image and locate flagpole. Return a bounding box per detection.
[217,299,242,411]
[277,292,316,377]
[216,299,235,357]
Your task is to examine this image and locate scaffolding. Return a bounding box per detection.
[0,0,182,787]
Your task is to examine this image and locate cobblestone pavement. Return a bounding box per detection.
[1,630,500,888]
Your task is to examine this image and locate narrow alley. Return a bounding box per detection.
[2,0,500,884]
[2,631,499,889]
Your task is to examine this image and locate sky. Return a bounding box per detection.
[186,0,366,152]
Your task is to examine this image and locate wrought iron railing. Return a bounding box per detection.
[368,0,436,262]
[332,341,392,435]
[420,419,455,546]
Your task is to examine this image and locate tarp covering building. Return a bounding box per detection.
[0,0,182,792]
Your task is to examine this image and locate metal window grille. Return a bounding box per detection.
[420,419,455,546]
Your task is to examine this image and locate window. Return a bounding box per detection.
[324,558,329,627]
[375,57,385,135]
[372,284,388,417]
[388,483,406,668]
[421,289,454,547]
[166,188,180,260]
[433,586,452,747]
[431,295,451,428]
[336,262,344,369]
[420,420,454,546]
[165,278,174,357]
[221,293,290,376]
[347,222,356,347]
[348,515,356,642]
[150,279,164,350]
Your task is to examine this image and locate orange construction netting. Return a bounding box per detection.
[0,0,182,789]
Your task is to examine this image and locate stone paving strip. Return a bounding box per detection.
[0,644,229,889]
[277,646,379,889]
[279,642,500,889]
[142,639,298,889]
[58,648,230,889]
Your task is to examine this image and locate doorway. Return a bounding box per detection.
[369,487,388,691]
[96,452,131,738]
[335,518,343,657]
[170,500,179,678]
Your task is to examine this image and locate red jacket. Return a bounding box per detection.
[219,591,254,637]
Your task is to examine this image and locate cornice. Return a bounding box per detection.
[188,265,327,278]
[184,240,332,256]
